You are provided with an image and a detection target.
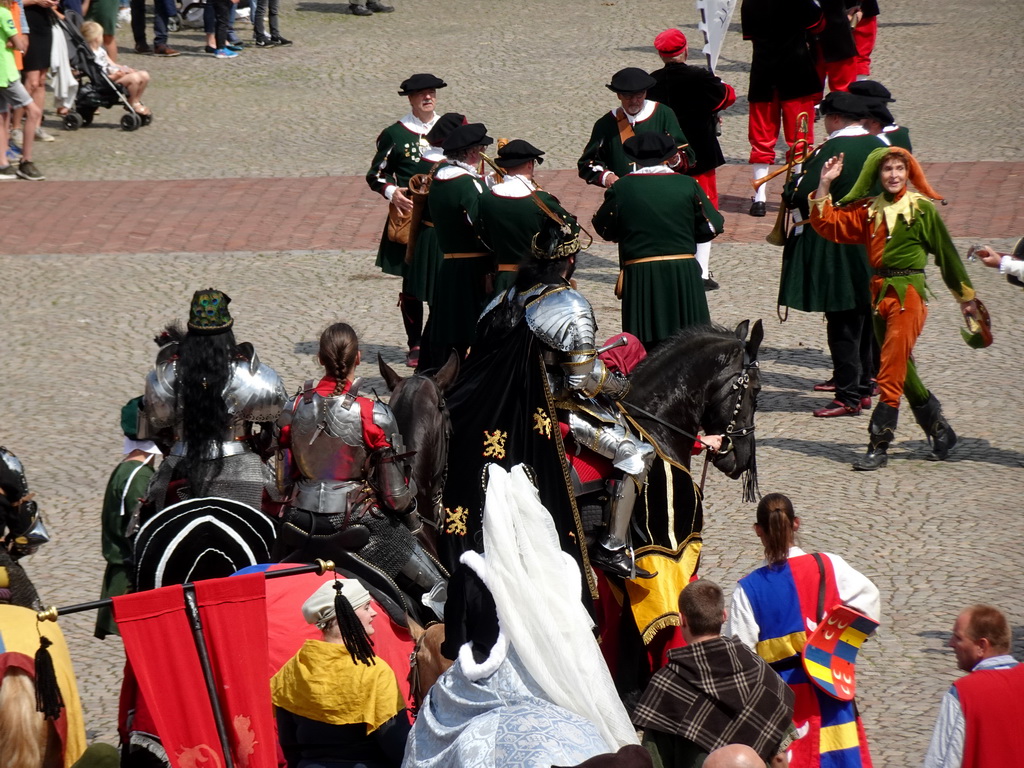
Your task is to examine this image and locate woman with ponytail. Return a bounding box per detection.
[271,578,411,768]
[144,289,287,513]
[724,493,880,768]
[275,323,446,624]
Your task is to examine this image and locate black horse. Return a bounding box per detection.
[622,319,763,494]
[378,352,460,556]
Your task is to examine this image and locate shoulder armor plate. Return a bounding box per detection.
[525,287,597,352]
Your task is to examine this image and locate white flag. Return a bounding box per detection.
[697,0,738,73]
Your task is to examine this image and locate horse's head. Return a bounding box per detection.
[703,320,763,484]
[378,353,460,540]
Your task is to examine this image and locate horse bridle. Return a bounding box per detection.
[620,359,758,455]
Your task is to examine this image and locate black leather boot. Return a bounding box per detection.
[910,392,957,461]
[852,402,899,471]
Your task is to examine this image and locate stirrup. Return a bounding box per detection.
[589,543,656,580]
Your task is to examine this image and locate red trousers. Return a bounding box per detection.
[691,169,719,209]
[815,52,858,93]
[875,282,927,408]
[853,16,878,76]
[747,94,818,164]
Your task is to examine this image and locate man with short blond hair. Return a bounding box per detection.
[924,604,1022,768]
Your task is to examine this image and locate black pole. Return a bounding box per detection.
[36,559,335,622]
[183,584,236,768]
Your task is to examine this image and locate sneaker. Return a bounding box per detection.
[34,126,56,142]
[134,41,154,54]
[213,47,239,58]
[253,35,277,47]
[16,160,44,181]
[350,3,373,15]
[226,40,244,50]
[6,145,20,163]
[154,43,181,56]
[117,7,131,26]
[205,45,217,53]
[0,165,17,181]
[367,0,394,10]
[10,128,23,148]
[270,34,291,45]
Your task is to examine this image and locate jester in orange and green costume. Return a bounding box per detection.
[809,146,985,470]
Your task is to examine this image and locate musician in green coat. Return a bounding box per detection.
[366,73,446,367]
[475,139,580,297]
[592,132,723,351]
[578,67,695,188]
[426,122,495,363]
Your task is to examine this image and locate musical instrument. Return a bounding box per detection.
[764,112,811,247]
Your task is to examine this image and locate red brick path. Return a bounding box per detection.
[3,162,1021,256]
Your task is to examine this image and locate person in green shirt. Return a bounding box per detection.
[475,139,580,297]
[578,67,694,189]
[367,73,447,367]
[94,399,163,639]
[0,0,44,180]
[593,131,723,351]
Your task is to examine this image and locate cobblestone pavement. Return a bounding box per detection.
[2,0,1023,765]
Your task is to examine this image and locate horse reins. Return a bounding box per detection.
[619,359,758,455]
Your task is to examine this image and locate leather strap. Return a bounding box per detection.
[443,252,488,259]
[615,108,636,146]
[496,264,519,272]
[812,552,827,623]
[623,253,695,266]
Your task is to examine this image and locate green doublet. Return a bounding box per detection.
[427,165,493,348]
[476,182,579,296]
[593,172,723,345]
[577,102,694,185]
[883,125,912,152]
[778,133,886,313]
[404,155,443,303]
[368,121,430,276]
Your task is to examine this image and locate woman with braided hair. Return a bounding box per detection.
[271,578,412,768]
[275,323,446,624]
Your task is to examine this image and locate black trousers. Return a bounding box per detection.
[825,308,874,408]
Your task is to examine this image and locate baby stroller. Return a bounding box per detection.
[56,15,150,132]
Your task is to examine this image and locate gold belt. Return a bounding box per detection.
[443,252,488,259]
[623,253,695,266]
[496,264,519,272]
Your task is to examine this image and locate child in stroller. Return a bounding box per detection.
[61,17,151,130]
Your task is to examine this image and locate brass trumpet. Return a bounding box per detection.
[764,113,811,247]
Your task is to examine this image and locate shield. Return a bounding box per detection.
[134,497,276,590]
[801,605,879,701]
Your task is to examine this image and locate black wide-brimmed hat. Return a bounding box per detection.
[606,67,657,94]
[441,122,493,153]
[819,91,869,120]
[133,497,276,590]
[864,100,895,126]
[398,73,447,96]
[623,132,678,166]
[495,139,545,168]
[848,80,894,103]
[426,112,466,147]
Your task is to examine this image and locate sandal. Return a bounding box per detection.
[131,102,152,116]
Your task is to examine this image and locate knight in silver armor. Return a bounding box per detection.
[479,219,655,580]
[142,289,287,514]
[276,323,446,617]
[0,446,49,561]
